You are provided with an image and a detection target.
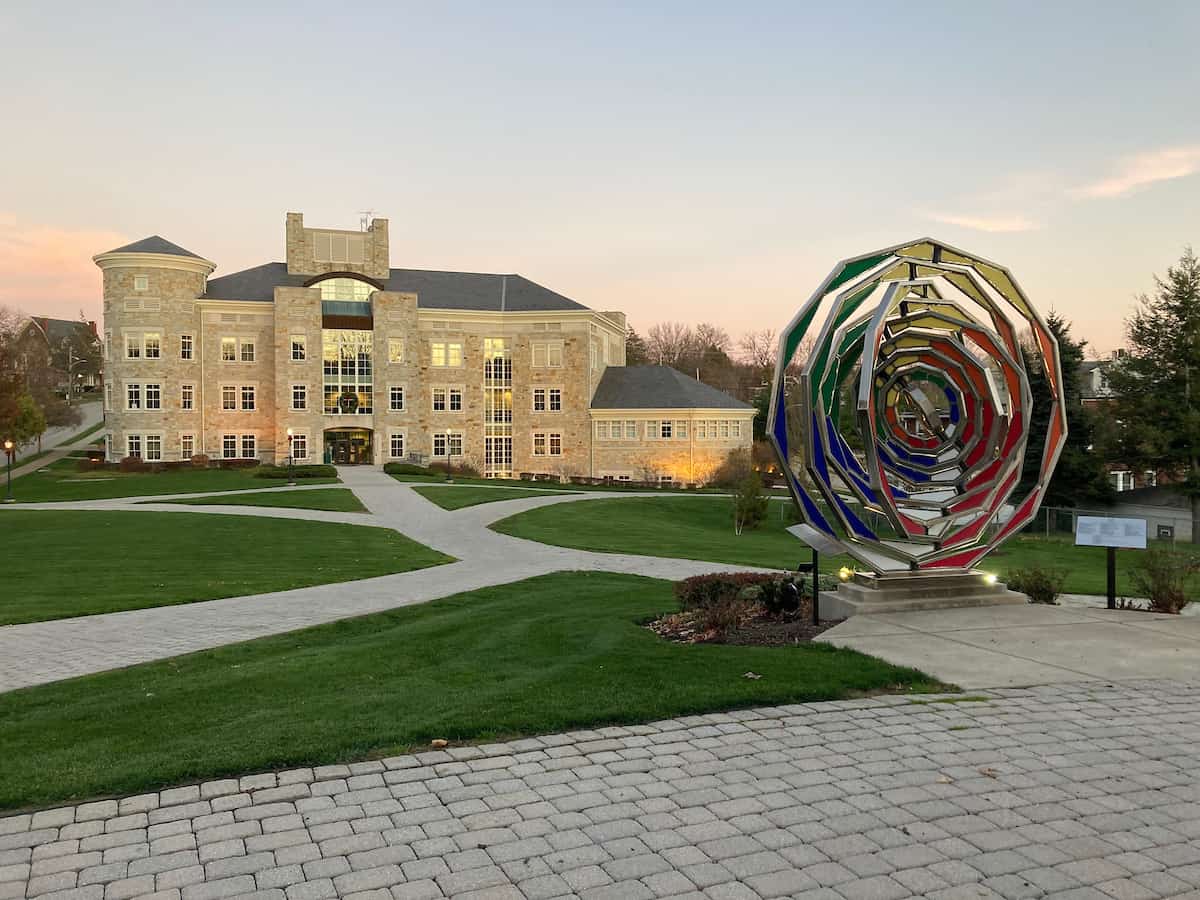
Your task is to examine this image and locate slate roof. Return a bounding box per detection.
[101,235,204,258]
[202,262,588,312]
[590,366,753,410]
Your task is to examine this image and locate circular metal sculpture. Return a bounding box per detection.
[767,239,1067,573]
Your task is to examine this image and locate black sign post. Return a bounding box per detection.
[1075,516,1147,611]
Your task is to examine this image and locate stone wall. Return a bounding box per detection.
[285,213,390,279]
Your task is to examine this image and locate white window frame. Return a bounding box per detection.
[594,420,609,440]
[290,432,309,461]
[430,341,463,368]
[221,384,237,411]
[549,433,563,456]
[241,385,256,411]
[144,383,161,410]
[103,383,112,412]
[240,434,257,459]
[222,434,238,459]
[532,341,564,369]
[180,334,193,360]
[292,384,307,411]
[291,334,306,361]
[144,433,163,462]
[126,383,142,411]
[548,388,562,412]
[532,432,547,457]
[432,431,464,458]
[180,433,195,459]
[220,337,237,362]
[125,333,142,359]
[625,420,638,440]
[133,274,149,292]
[179,383,194,411]
[388,430,407,459]
[389,385,405,412]
[141,332,161,359]
[533,388,547,412]
[240,339,255,363]
[126,433,142,458]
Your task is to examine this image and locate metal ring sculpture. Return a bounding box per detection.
[767,239,1067,572]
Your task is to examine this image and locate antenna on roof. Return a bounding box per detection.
[358,210,376,232]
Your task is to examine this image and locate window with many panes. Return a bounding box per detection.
[389,386,405,411]
[241,386,255,411]
[549,433,562,456]
[594,421,609,439]
[127,434,142,458]
[240,340,255,363]
[389,432,405,459]
[388,339,404,364]
[180,334,193,360]
[145,383,161,410]
[143,332,160,358]
[625,420,638,439]
[241,435,256,458]
[222,434,237,458]
[292,384,306,410]
[126,383,141,410]
[221,385,236,410]
[432,432,463,457]
[221,338,237,362]
[549,388,562,412]
[134,275,149,292]
[322,329,373,414]
[533,433,546,456]
[145,434,162,461]
[291,433,308,460]
[180,433,195,459]
[291,335,306,361]
[531,341,563,368]
[432,387,463,412]
[431,341,463,367]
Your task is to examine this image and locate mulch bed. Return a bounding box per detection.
[647,606,842,646]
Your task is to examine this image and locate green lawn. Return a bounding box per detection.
[491,496,1187,596]
[389,471,734,494]
[11,458,337,502]
[0,510,452,625]
[56,419,105,447]
[412,485,568,510]
[158,488,366,513]
[0,572,942,810]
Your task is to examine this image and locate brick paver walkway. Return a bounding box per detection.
[3,681,1199,900]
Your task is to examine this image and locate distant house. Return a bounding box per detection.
[1108,485,1193,542]
[1078,349,1166,494]
[12,316,103,393]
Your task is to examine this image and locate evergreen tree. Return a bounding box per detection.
[1106,247,1200,542]
[1019,312,1112,507]
[625,327,649,366]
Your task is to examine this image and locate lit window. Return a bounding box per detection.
[180,334,193,360]
[292,384,307,410]
[145,384,161,410]
[240,340,255,363]
[143,333,161,359]
[126,383,141,410]
[127,434,142,458]
[431,341,463,367]
[533,388,547,412]
[322,329,373,414]
[241,386,255,411]
[390,433,406,459]
[291,335,306,361]
[549,433,562,456]
[291,433,308,460]
[241,434,256,458]
[145,434,162,461]
[180,434,194,458]
[316,276,372,300]
[133,275,148,292]
[549,388,562,412]
[389,386,405,411]
[221,338,237,362]
[221,385,236,410]
[222,434,237,459]
[532,433,547,456]
[388,339,404,364]
[125,335,141,359]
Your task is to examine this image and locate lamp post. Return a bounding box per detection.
[286,428,296,486]
[3,440,14,503]
[444,429,453,483]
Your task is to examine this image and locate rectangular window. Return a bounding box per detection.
[661,421,672,439]
[389,385,405,411]
[126,434,142,458]
[221,338,237,362]
[430,341,463,367]
[388,339,404,364]
[532,341,564,368]
[549,433,562,456]
[646,421,660,440]
[221,385,236,410]
[676,420,687,439]
[549,388,562,412]
[432,388,447,412]
[180,433,195,459]
[291,433,308,460]
[240,340,255,363]
[625,420,637,440]
[730,421,741,439]
[532,433,547,456]
[533,388,547,412]
[720,420,731,439]
[180,334,193,360]
[222,434,237,459]
[432,432,464,457]
[241,434,256,458]
[145,434,162,461]
[104,383,112,411]
[133,275,148,292]
[292,384,307,410]
[291,335,306,361]
[104,330,112,361]
[241,386,255,411]
[322,329,373,414]
[389,432,406,459]
[126,383,141,410]
[595,421,609,439]
[125,334,141,359]
[145,383,161,410]
[449,388,462,412]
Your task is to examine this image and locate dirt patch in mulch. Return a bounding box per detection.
[647,607,843,646]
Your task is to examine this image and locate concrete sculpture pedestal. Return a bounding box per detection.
[820,570,1027,619]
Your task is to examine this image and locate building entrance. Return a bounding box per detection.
[324,429,373,465]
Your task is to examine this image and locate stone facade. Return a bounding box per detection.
[94,213,754,480]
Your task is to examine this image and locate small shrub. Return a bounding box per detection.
[758,574,840,615]
[1129,547,1199,614]
[732,471,769,535]
[711,449,752,489]
[384,462,435,476]
[255,464,337,479]
[190,453,210,468]
[674,573,776,612]
[118,456,148,473]
[1005,565,1066,605]
[697,595,749,635]
[216,458,260,469]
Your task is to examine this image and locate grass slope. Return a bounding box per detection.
[412,485,568,510]
[11,459,336,502]
[159,488,366,513]
[0,510,451,625]
[0,572,941,810]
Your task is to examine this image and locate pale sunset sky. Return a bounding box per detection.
[1,1,1198,356]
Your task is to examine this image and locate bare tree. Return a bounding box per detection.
[738,328,777,371]
[645,322,696,367]
[693,323,732,354]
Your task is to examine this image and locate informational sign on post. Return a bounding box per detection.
[1074,516,1147,609]
[1075,516,1147,550]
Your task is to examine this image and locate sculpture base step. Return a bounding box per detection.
[820,570,1028,618]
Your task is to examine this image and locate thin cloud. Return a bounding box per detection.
[924,211,1041,233]
[1075,145,1200,198]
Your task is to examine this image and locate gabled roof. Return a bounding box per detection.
[102,235,204,258]
[590,366,754,410]
[202,262,589,312]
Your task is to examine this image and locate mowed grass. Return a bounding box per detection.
[412,485,568,510]
[0,510,452,625]
[158,488,367,513]
[0,572,943,810]
[491,496,1186,596]
[10,458,337,503]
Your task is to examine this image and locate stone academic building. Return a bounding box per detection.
[94,213,753,483]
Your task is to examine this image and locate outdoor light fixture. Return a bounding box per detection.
[983,573,998,586]
[3,439,14,504]
[285,427,296,486]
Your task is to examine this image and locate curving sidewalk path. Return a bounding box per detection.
[0,469,775,694]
